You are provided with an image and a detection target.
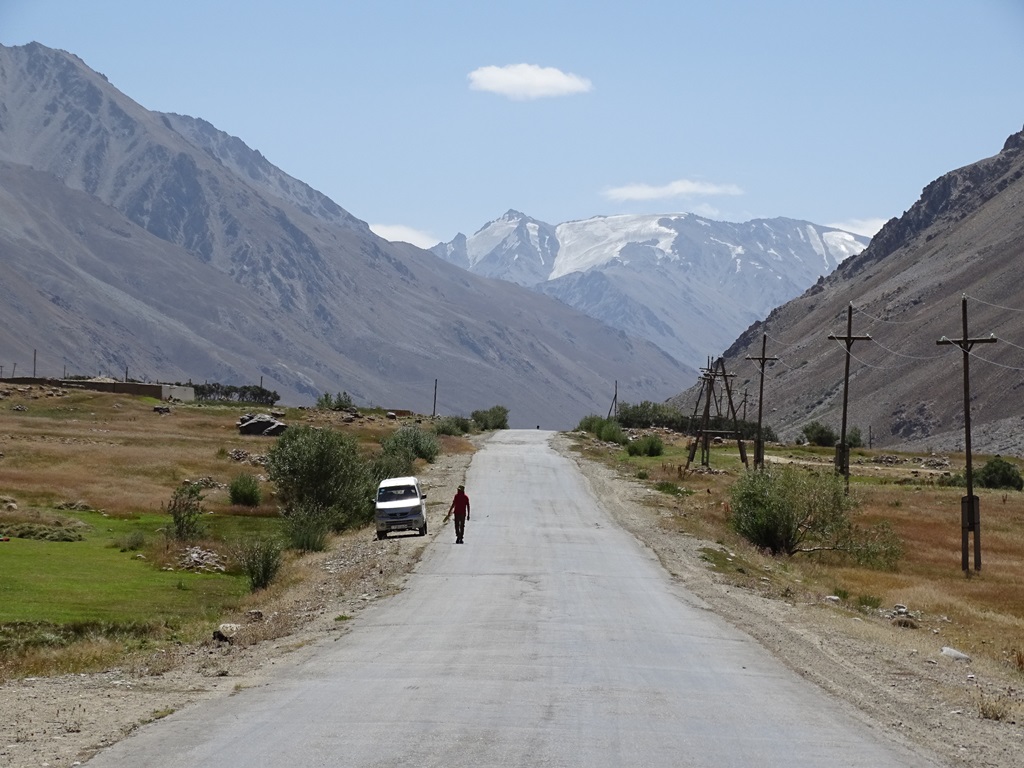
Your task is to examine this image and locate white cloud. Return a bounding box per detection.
[603,178,744,202]
[370,223,441,249]
[468,63,592,100]
[826,217,888,237]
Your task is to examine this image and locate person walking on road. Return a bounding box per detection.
[444,484,470,543]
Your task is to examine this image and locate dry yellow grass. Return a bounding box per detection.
[593,433,1024,678]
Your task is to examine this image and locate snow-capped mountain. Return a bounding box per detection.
[433,211,868,369]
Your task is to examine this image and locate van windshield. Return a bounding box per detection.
[378,486,418,502]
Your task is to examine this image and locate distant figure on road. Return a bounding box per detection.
[444,484,471,544]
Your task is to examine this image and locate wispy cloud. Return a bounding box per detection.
[468,63,592,100]
[604,178,743,202]
[826,217,888,237]
[370,223,440,249]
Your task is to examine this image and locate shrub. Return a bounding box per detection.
[229,473,262,507]
[114,530,146,551]
[729,466,902,569]
[317,391,354,411]
[282,502,332,552]
[381,426,439,463]
[801,420,838,447]
[165,484,205,541]
[576,415,627,445]
[433,416,472,436]
[975,457,1024,490]
[627,434,664,457]
[236,537,283,591]
[472,405,509,430]
[266,426,373,533]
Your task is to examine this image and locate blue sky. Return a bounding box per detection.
[2,1,1023,247]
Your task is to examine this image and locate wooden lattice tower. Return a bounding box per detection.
[685,356,749,470]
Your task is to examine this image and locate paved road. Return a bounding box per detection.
[88,430,936,767]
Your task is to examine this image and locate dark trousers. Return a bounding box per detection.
[454,513,466,541]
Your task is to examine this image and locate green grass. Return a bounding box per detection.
[0,510,278,626]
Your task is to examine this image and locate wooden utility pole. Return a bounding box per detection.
[937,295,996,574]
[827,304,871,491]
[745,333,777,469]
[607,380,618,420]
[432,379,438,418]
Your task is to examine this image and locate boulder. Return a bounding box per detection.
[237,413,287,436]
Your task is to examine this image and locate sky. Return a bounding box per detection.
[2,1,1023,248]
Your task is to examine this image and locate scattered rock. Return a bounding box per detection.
[153,406,171,414]
[177,546,227,573]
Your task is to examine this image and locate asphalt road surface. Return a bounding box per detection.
[87,430,936,767]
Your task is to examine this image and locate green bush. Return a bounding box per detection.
[114,530,146,551]
[236,537,283,591]
[472,405,509,430]
[229,473,262,507]
[316,391,354,411]
[801,420,838,447]
[975,457,1024,490]
[729,467,901,569]
[282,502,332,552]
[433,416,472,436]
[165,484,205,541]
[266,426,373,534]
[576,415,627,445]
[626,434,664,457]
[382,426,439,463]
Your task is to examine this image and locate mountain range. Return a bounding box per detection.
[669,127,1024,454]
[432,211,868,369]
[0,42,693,429]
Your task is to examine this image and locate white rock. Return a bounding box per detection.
[941,646,971,661]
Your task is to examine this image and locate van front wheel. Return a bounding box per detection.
[418,523,427,536]
[376,531,387,540]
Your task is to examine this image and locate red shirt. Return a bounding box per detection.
[451,491,470,516]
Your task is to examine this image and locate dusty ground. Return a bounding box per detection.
[2,433,1022,767]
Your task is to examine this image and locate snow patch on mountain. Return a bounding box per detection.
[551,214,682,279]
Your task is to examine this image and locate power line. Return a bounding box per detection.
[963,293,1024,313]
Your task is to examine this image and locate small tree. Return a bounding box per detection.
[472,405,509,430]
[266,426,373,534]
[165,484,205,541]
[802,420,838,447]
[975,457,1024,490]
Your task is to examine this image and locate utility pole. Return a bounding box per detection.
[607,380,618,420]
[828,303,871,491]
[745,333,777,469]
[432,379,438,418]
[937,295,996,574]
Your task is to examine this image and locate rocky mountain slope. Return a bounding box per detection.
[432,210,868,369]
[0,42,694,427]
[670,127,1024,454]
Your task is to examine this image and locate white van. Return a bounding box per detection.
[374,476,427,539]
